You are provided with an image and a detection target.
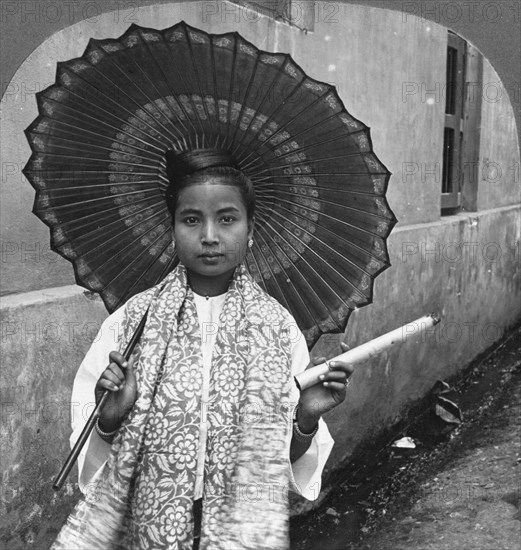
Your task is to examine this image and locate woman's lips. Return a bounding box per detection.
[199,253,224,263]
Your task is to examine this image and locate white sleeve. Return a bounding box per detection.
[69,306,126,493]
[288,331,335,501]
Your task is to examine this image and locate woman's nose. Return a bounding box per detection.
[201,222,219,244]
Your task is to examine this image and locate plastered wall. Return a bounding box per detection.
[1,1,519,547]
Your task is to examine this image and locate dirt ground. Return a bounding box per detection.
[291,326,521,550]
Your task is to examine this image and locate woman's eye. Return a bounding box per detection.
[184,216,199,224]
[221,216,235,223]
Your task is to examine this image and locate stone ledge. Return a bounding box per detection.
[392,203,521,233]
[1,285,101,310]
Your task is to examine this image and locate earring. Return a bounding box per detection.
[248,238,254,249]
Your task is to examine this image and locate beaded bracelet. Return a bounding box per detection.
[95,418,118,443]
[292,404,319,441]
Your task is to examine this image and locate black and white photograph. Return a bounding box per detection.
[1,1,520,549]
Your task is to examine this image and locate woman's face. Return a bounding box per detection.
[173,182,252,283]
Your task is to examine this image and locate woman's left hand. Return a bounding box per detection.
[296,342,354,432]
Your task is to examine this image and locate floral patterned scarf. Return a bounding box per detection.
[52,263,295,549]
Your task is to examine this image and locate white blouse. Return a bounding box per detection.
[70,294,334,501]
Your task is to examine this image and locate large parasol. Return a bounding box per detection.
[23,21,397,347]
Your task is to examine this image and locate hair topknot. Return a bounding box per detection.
[164,148,256,223]
[165,148,239,182]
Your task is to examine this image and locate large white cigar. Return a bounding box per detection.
[294,313,440,391]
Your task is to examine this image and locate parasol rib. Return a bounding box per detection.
[231,54,293,165]
[39,180,165,193]
[86,39,196,145]
[250,227,318,325]
[253,221,351,332]
[266,191,394,223]
[36,197,166,232]
[118,245,177,309]
[254,174,388,183]
[135,27,207,140]
[49,200,167,241]
[31,139,162,165]
[238,60,308,157]
[257,194,393,239]
[254,204,368,302]
[95,222,174,293]
[32,152,161,172]
[256,208,377,305]
[36,92,168,151]
[57,63,184,146]
[260,202,388,280]
[180,26,217,138]
[35,98,166,154]
[239,85,336,173]
[209,38,224,142]
[77,213,171,273]
[260,200,391,271]
[36,188,157,211]
[58,208,169,254]
[224,33,239,150]
[253,153,386,176]
[229,54,262,150]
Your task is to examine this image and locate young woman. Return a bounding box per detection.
[52,148,354,550]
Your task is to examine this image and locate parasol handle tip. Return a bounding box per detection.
[428,312,441,325]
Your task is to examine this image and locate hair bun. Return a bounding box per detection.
[165,148,239,183]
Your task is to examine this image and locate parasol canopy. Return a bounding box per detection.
[23,21,397,346]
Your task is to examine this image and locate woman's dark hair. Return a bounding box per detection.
[164,148,256,224]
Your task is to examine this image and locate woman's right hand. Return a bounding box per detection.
[95,351,137,433]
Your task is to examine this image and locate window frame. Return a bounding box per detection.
[441,31,467,211]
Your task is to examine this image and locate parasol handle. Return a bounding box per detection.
[295,313,440,391]
[52,310,149,491]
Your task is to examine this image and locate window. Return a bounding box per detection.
[441,32,466,211]
[441,32,484,214]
